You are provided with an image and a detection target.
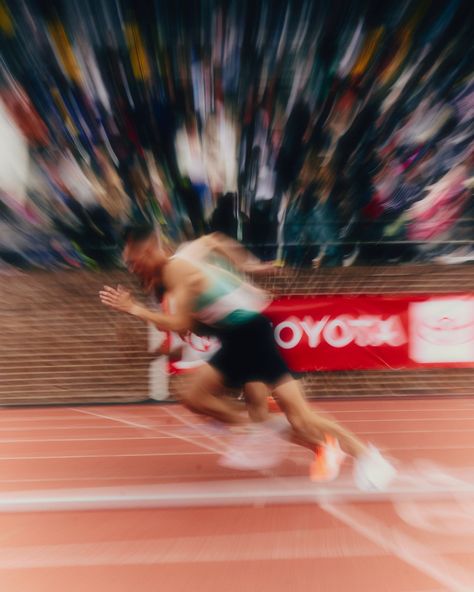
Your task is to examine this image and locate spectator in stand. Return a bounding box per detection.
[209,193,239,239]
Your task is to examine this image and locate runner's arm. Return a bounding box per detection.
[99,284,193,333]
[195,233,276,274]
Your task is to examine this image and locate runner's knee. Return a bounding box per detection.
[181,389,203,412]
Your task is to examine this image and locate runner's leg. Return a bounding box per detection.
[243,382,271,422]
[178,363,248,425]
[273,378,367,457]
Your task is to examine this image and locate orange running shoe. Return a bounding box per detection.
[267,396,281,413]
[310,435,346,482]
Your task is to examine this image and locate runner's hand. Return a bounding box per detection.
[241,261,282,275]
[99,285,137,314]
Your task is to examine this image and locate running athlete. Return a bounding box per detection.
[100,226,396,490]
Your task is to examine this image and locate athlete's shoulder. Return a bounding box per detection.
[175,236,214,260]
[163,257,205,294]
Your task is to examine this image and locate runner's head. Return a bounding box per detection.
[122,224,166,283]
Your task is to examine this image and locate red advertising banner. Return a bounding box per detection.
[161,294,474,375]
[264,294,474,371]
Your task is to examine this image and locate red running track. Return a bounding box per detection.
[0,397,473,592]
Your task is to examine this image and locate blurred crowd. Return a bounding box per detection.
[0,0,473,270]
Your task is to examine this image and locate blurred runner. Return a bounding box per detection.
[100,226,396,490]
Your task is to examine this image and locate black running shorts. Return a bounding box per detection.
[208,314,291,387]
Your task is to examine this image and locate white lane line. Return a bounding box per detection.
[155,407,282,481]
[386,444,474,451]
[0,436,179,443]
[0,452,215,460]
[2,416,474,431]
[2,408,474,423]
[71,407,224,455]
[72,406,228,456]
[0,416,109,422]
[118,409,474,417]
[160,406,229,454]
[1,418,473,454]
[86,416,474,425]
[155,409,474,476]
[0,436,218,444]
[321,502,474,592]
[1,470,474,512]
[1,443,472,460]
[395,499,474,536]
[71,408,159,431]
[0,426,146,432]
[354,428,474,434]
[0,472,224,485]
[0,421,211,431]
[2,465,473,487]
[143,410,474,417]
[338,418,474,423]
[0,449,463,461]
[312,407,474,414]
[1,427,474,444]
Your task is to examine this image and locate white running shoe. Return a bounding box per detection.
[219,448,276,470]
[218,425,286,470]
[264,414,291,434]
[353,445,397,491]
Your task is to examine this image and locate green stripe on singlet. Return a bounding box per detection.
[193,263,259,327]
